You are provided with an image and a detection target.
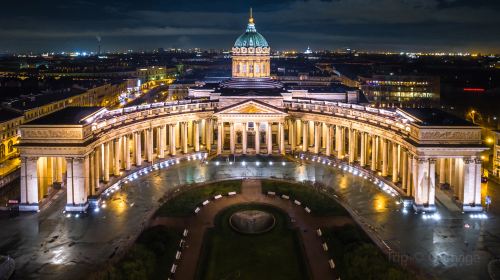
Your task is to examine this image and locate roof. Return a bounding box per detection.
[400,108,474,126]
[7,90,86,111]
[234,17,269,48]
[0,109,23,123]
[25,107,104,125]
[219,87,284,97]
[216,98,285,114]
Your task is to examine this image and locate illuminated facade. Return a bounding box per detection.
[231,9,270,78]
[360,75,440,107]
[16,10,486,214]
[493,131,500,178]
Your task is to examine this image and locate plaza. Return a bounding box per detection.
[2,10,495,280]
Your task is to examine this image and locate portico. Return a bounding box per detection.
[214,100,287,155]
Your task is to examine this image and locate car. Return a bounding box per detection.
[481,176,488,183]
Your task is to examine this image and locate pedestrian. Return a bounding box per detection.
[485,195,491,212]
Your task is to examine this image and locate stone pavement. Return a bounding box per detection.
[151,179,351,280]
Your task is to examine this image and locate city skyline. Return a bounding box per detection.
[1,0,499,53]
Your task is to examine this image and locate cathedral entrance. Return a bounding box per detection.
[247,131,255,149]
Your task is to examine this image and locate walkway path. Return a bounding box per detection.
[152,179,351,280]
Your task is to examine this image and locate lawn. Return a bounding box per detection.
[322,225,414,280]
[91,225,182,280]
[261,180,347,216]
[155,180,242,217]
[197,204,309,280]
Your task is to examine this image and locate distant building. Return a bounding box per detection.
[136,66,175,82]
[3,82,127,122]
[0,109,23,162]
[493,131,500,178]
[360,75,440,107]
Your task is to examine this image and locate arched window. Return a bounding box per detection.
[255,64,259,73]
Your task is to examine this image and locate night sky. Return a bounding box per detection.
[1,0,499,53]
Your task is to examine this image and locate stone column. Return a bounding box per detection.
[103,141,110,182]
[289,119,296,151]
[206,119,213,153]
[255,122,260,154]
[324,124,331,156]
[314,122,321,154]
[335,125,343,158]
[242,122,247,154]
[381,138,388,177]
[187,121,193,147]
[230,122,235,154]
[146,128,153,161]
[170,124,177,156]
[217,122,223,155]
[114,138,121,176]
[348,129,355,163]
[20,157,39,211]
[322,122,327,149]
[65,157,88,211]
[401,150,408,190]
[182,122,188,154]
[392,142,398,182]
[159,125,166,158]
[413,158,436,209]
[302,121,308,152]
[94,147,100,189]
[175,122,180,149]
[296,120,301,149]
[438,158,446,184]
[279,121,285,155]
[56,157,63,183]
[371,136,377,171]
[461,158,482,210]
[89,152,95,195]
[308,121,314,148]
[201,119,206,145]
[123,135,131,170]
[135,131,142,166]
[194,121,200,152]
[360,132,366,166]
[267,122,273,154]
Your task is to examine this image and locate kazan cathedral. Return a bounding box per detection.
[17,11,485,215]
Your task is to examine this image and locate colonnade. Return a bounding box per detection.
[216,120,285,155]
[19,116,483,212]
[284,119,482,210]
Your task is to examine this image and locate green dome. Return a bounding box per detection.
[234,22,269,48]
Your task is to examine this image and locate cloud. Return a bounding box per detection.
[0,0,499,52]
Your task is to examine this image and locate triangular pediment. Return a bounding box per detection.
[215,100,286,115]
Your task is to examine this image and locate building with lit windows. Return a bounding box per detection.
[493,131,500,178]
[0,109,23,162]
[360,75,440,107]
[16,10,486,215]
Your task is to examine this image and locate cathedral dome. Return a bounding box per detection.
[233,10,269,48]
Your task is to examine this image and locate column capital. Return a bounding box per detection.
[463,157,475,164]
[428,158,437,164]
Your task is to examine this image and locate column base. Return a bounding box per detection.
[461,204,483,212]
[65,202,89,212]
[412,203,436,212]
[19,203,39,212]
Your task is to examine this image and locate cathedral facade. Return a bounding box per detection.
[17,12,486,214]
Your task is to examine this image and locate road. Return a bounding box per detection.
[0,156,499,279]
